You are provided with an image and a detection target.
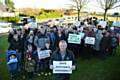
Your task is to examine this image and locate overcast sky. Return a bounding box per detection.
[1,0,120,13]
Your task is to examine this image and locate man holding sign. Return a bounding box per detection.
[50,40,76,80]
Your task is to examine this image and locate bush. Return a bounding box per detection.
[36,11,62,20]
[0,16,20,22]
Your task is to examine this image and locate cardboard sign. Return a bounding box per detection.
[85,37,95,45]
[112,22,120,27]
[53,61,72,74]
[68,34,81,44]
[37,50,51,59]
[98,21,107,28]
[74,21,81,27]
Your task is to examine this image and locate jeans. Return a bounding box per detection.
[37,59,48,72]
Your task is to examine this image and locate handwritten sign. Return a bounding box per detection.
[68,34,81,44]
[37,50,51,59]
[112,22,120,27]
[85,37,95,45]
[98,21,107,28]
[53,61,72,74]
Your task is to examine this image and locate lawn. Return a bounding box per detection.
[0,34,120,80]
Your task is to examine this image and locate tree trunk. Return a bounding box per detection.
[116,16,118,22]
[104,9,107,21]
[78,9,80,21]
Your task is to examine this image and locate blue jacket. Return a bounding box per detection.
[34,33,50,49]
[7,60,18,72]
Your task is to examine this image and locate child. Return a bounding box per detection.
[7,55,18,64]
[7,54,18,80]
[36,42,52,76]
[25,44,33,61]
[44,42,52,76]
[25,57,35,80]
[111,34,119,55]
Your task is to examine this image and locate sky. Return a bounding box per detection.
[12,0,71,9]
[1,0,120,13]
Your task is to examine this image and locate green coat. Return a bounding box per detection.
[25,60,35,72]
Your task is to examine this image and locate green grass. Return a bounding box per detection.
[0,34,120,80]
[0,34,9,80]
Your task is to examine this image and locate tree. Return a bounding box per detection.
[0,1,6,12]
[97,0,120,20]
[5,0,15,12]
[69,0,89,21]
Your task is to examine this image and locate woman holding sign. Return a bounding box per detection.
[50,40,76,80]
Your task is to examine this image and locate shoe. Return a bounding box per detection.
[41,72,44,75]
[37,73,41,76]
[48,72,51,75]
[22,75,26,79]
[44,73,48,76]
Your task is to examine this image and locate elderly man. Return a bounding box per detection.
[50,40,76,80]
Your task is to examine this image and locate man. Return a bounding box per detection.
[34,26,50,49]
[100,31,111,59]
[34,26,50,75]
[49,26,58,51]
[50,40,76,80]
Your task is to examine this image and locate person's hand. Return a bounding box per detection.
[26,50,29,52]
[106,48,109,52]
[45,43,50,49]
[37,47,41,51]
[72,65,76,70]
[16,49,18,52]
[50,65,54,70]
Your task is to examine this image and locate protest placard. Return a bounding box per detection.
[73,21,81,27]
[112,22,120,27]
[98,21,107,28]
[68,34,81,44]
[37,50,51,59]
[53,61,72,74]
[85,37,95,45]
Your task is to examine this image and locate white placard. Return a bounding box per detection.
[85,37,95,45]
[68,34,81,44]
[112,22,120,27]
[98,21,107,28]
[73,21,81,27]
[37,50,51,59]
[53,61,72,74]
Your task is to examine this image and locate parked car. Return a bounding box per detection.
[0,22,12,33]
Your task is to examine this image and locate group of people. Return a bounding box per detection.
[7,17,120,80]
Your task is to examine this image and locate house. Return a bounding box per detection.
[0,2,6,12]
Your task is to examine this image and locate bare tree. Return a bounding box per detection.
[0,1,7,12]
[97,0,120,20]
[5,0,15,12]
[69,0,89,21]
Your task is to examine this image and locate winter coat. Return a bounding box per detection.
[50,49,75,65]
[25,60,35,72]
[34,33,50,49]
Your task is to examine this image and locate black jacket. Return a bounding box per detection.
[50,49,75,65]
[8,38,20,51]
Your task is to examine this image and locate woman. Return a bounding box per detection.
[8,33,20,52]
[56,29,66,47]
